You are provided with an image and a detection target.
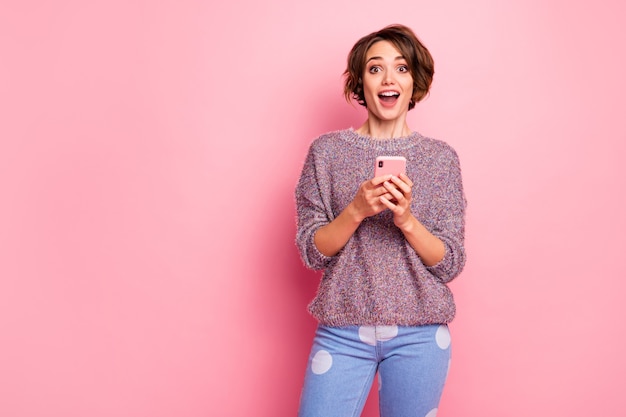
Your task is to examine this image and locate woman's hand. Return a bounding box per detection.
[379,173,414,228]
[313,175,395,257]
[379,173,446,266]
[349,175,396,221]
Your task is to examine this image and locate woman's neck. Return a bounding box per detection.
[355,118,411,139]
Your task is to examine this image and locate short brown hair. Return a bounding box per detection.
[343,24,435,110]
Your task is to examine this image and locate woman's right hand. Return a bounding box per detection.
[314,175,393,257]
[348,175,395,222]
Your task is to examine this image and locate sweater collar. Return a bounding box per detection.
[340,128,422,151]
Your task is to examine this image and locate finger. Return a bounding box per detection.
[371,174,393,187]
[383,180,405,200]
[380,192,394,201]
[398,173,414,188]
[379,195,397,210]
[388,175,411,194]
[366,187,394,205]
[393,173,413,188]
[368,182,392,198]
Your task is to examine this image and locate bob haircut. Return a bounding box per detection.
[343,24,434,111]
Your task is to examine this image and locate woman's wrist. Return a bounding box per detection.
[395,212,417,232]
[345,201,366,224]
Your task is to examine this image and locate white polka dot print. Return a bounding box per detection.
[376,325,399,341]
[311,349,333,375]
[358,325,399,346]
[425,408,438,417]
[435,325,451,349]
[358,326,377,345]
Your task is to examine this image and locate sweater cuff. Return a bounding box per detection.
[304,233,334,270]
[425,245,453,281]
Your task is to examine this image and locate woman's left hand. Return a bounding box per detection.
[380,173,446,266]
[380,173,415,228]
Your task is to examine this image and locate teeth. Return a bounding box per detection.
[380,91,399,97]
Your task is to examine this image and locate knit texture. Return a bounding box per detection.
[295,129,467,326]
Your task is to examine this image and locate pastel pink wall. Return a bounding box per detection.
[1,1,625,416]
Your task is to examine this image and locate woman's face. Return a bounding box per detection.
[361,40,414,123]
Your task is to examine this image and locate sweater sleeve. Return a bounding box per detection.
[294,141,334,270]
[422,145,467,283]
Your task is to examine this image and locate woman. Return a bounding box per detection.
[295,24,466,417]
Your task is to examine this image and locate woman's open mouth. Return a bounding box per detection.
[378,91,400,104]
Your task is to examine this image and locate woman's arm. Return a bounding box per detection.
[296,138,396,269]
[314,175,394,256]
[379,174,446,266]
[381,148,467,282]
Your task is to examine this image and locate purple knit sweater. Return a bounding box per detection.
[295,129,466,326]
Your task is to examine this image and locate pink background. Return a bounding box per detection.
[1,1,625,416]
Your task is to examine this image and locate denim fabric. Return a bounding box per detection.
[298,324,451,417]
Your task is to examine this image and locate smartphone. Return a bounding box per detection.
[374,156,406,177]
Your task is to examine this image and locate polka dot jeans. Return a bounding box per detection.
[298,324,451,417]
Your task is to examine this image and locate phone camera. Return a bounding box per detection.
[378,161,384,168]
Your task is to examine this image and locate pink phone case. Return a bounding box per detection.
[374,156,406,177]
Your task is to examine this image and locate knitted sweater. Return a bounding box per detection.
[295,129,467,326]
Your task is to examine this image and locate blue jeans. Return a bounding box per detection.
[298,324,451,417]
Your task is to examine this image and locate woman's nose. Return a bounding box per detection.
[382,70,395,84]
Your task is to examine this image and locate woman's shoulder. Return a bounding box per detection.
[416,134,460,161]
[311,129,349,144]
[307,129,351,154]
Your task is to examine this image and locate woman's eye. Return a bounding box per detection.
[398,65,409,73]
[369,66,381,74]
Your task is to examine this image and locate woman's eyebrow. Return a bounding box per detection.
[366,55,406,63]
